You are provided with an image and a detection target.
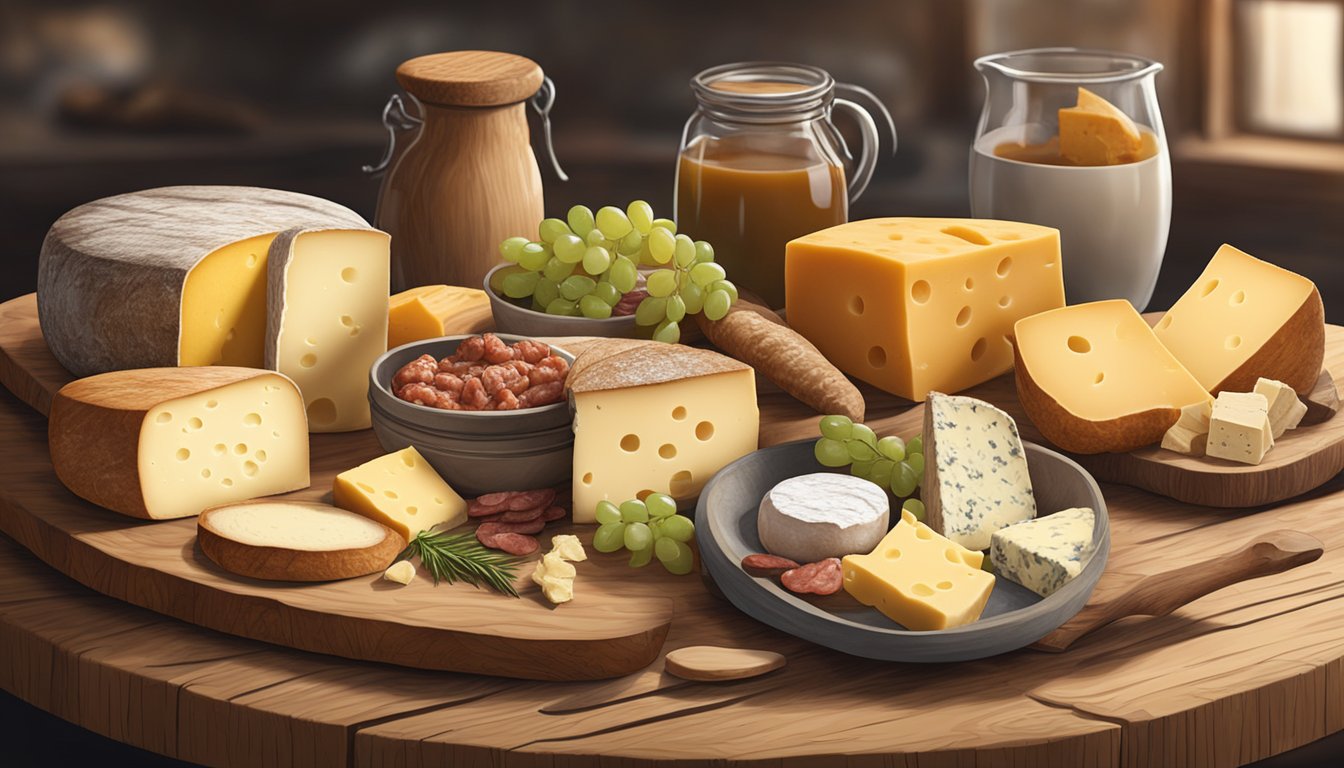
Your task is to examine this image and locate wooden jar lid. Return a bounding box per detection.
[396,51,543,107]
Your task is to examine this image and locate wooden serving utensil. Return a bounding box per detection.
[1032,529,1323,652]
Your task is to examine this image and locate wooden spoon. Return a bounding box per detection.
[1032,529,1323,652]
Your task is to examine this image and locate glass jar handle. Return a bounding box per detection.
[362,94,422,175]
[832,83,897,203]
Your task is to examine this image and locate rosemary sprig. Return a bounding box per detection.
[398,529,523,597]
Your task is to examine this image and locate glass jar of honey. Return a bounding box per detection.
[675,62,894,308]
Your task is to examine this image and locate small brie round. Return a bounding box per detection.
[757,473,890,563]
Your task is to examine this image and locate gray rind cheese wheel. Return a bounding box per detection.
[38,186,369,377]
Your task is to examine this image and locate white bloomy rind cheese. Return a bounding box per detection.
[48,367,310,520]
[990,507,1095,598]
[265,228,391,432]
[1206,391,1274,465]
[757,473,890,563]
[38,186,373,377]
[923,392,1036,551]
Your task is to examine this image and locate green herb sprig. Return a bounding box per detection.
[399,529,523,597]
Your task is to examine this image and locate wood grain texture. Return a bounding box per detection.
[663,646,785,681]
[395,51,544,107]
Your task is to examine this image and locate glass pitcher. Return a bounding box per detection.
[968,48,1171,310]
[675,62,895,308]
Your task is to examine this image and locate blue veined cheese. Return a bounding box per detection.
[990,507,1095,597]
[922,392,1036,550]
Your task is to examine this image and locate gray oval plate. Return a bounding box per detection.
[696,440,1110,662]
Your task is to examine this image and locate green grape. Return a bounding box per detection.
[647,269,677,298]
[624,521,652,552]
[635,297,667,326]
[593,281,622,307]
[582,246,613,275]
[662,540,695,575]
[629,546,654,568]
[703,289,731,321]
[651,217,676,233]
[654,536,680,563]
[567,205,595,237]
[627,200,654,234]
[593,522,626,553]
[645,493,677,518]
[659,514,695,542]
[690,262,727,287]
[596,206,633,239]
[518,243,550,271]
[542,257,571,283]
[583,230,605,248]
[869,459,895,486]
[501,270,540,299]
[693,240,715,264]
[665,294,686,323]
[648,227,675,264]
[499,236,529,263]
[814,437,851,467]
[653,320,681,343]
[906,436,923,455]
[819,415,853,441]
[559,274,596,300]
[579,294,613,319]
[545,297,578,316]
[902,498,926,522]
[851,423,877,447]
[539,217,570,244]
[595,500,622,525]
[876,435,906,462]
[891,462,919,497]
[637,241,657,267]
[609,256,638,293]
[619,499,648,523]
[553,233,586,263]
[681,280,705,314]
[710,279,738,303]
[677,269,692,290]
[847,439,879,462]
[850,459,875,478]
[533,278,560,308]
[618,228,644,255]
[673,234,696,268]
[905,451,925,476]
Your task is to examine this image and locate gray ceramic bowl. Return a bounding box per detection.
[696,440,1110,663]
[484,264,641,339]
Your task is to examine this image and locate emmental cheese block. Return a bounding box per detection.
[1058,87,1143,166]
[388,285,493,349]
[265,228,391,432]
[198,501,402,582]
[48,367,310,520]
[37,186,371,377]
[332,447,467,541]
[1154,244,1324,395]
[990,507,1095,597]
[1014,300,1211,454]
[785,218,1064,402]
[1206,391,1274,465]
[567,340,759,523]
[842,509,995,631]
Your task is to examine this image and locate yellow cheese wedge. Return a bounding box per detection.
[1154,244,1324,395]
[785,218,1064,402]
[842,509,994,631]
[388,285,494,349]
[332,447,467,541]
[1058,87,1143,166]
[1014,300,1210,454]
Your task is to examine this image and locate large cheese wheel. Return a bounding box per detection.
[38,186,370,377]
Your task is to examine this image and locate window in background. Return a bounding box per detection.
[1236,0,1344,139]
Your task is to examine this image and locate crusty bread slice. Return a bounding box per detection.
[198,500,402,582]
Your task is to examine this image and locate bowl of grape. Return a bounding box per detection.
[485,201,740,344]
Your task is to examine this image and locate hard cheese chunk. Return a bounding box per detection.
[1015,300,1211,454]
[990,507,1095,597]
[1207,391,1274,465]
[1058,87,1142,166]
[785,218,1063,402]
[49,368,310,520]
[1254,377,1308,439]
[388,285,493,349]
[333,447,467,541]
[266,228,390,432]
[1161,400,1213,456]
[180,233,275,367]
[923,393,1036,551]
[842,509,995,631]
[1154,244,1324,395]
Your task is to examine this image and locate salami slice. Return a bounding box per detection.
[506,488,557,512]
[498,506,545,523]
[468,499,508,517]
[487,532,539,556]
[474,491,513,507]
[780,558,843,596]
[741,553,802,577]
[540,506,567,522]
[477,518,547,537]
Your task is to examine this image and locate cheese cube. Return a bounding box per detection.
[842,509,995,631]
[1207,391,1274,465]
[388,285,493,349]
[990,507,1095,597]
[49,367,310,520]
[568,340,759,523]
[923,393,1036,551]
[1015,300,1211,454]
[1058,87,1143,166]
[1154,244,1324,395]
[1254,377,1308,439]
[333,447,467,541]
[1161,400,1213,456]
[785,217,1063,402]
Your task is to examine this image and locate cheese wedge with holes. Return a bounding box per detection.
[1058,87,1143,166]
[842,509,995,631]
[567,340,759,523]
[48,367,310,520]
[265,228,390,432]
[332,447,467,541]
[1154,245,1324,395]
[1014,300,1211,454]
[1207,391,1274,465]
[388,285,493,349]
[1255,377,1307,439]
[785,218,1064,402]
[37,186,372,377]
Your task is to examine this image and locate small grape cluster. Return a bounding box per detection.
[591,492,695,574]
[495,201,738,343]
[813,415,926,519]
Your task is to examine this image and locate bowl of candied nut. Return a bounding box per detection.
[367,333,577,494]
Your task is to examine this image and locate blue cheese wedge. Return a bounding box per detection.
[990,507,1095,597]
[922,392,1036,551]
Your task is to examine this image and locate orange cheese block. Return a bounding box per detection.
[1058,87,1143,166]
[388,285,493,349]
[785,218,1064,402]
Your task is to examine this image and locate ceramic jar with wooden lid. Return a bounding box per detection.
[373,51,564,292]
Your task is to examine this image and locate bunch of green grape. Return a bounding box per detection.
[495,201,738,343]
[591,492,695,575]
[813,415,925,514]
